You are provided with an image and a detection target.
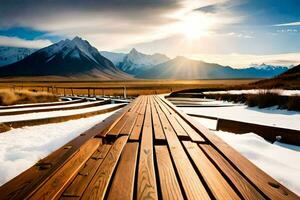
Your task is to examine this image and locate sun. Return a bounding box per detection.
[181,13,211,39]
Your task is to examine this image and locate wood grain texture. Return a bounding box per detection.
[108,142,139,200]
[137,97,158,200]
[129,96,147,141]
[62,144,111,198]
[155,96,205,142]
[200,144,266,200]
[155,146,183,200]
[81,136,128,200]
[159,95,300,200]
[183,141,240,200]
[150,96,166,141]
[154,97,188,138]
[119,97,143,135]
[30,138,101,200]
[154,97,210,200]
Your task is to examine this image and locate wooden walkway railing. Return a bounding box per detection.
[0,95,298,200]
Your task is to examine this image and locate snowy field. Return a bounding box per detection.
[213,131,300,196]
[0,100,102,113]
[0,110,118,186]
[182,105,300,130]
[0,103,124,123]
[204,89,300,96]
[179,97,300,196]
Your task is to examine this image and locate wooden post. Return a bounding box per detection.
[52,86,54,94]
[71,88,74,96]
[123,86,127,99]
[63,88,66,96]
[88,89,90,97]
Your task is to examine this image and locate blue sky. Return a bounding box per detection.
[0,0,299,67]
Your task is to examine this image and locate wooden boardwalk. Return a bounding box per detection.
[0,95,299,200]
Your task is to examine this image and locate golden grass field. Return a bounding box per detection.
[0,79,258,97]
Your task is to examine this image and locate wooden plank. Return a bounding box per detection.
[81,136,128,199]
[159,95,300,200]
[129,96,147,141]
[155,146,183,200]
[137,96,158,200]
[183,141,240,200]
[119,97,144,135]
[29,138,101,200]
[106,97,141,136]
[200,144,266,200]
[150,96,166,141]
[0,111,135,200]
[153,96,188,138]
[62,144,111,198]
[156,99,210,200]
[97,97,139,138]
[155,96,205,142]
[108,142,139,200]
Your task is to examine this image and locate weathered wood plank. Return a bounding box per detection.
[81,136,128,199]
[106,97,141,136]
[155,97,210,200]
[183,141,240,200]
[30,138,101,200]
[200,144,266,200]
[97,97,139,138]
[137,96,158,200]
[62,144,111,198]
[155,96,205,142]
[108,142,139,200]
[129,96,147,141]
[159,95,300,200]
[150,96,166,141]
[119,97,144,135]
[153,96,188,138]
[155,146,183,200]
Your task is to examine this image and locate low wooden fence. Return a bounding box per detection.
[188,113,300,146]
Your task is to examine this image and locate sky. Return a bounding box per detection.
[0,0,299,68]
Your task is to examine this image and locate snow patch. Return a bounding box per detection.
[0,110,117,186]
[0,103,125,123]
[181,105,300,130]
[204,89,300,96]
[213,131,300,195]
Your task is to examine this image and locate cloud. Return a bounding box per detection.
[194,5,219,13]
[273,22,300,27]
[0,36,52,48]
[0,0,242,50]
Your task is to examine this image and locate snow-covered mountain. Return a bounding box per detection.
[99,51,126,66]
[0,46,36,66]
[117,48,169,74]
[136,56,289,79]
[250,63,290,71]
[0,37,131,79]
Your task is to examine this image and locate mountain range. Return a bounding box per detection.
[252,64,300,89]
[0,37,291,79]
[0,37,131,79]
[0,46,36,66]
[133,56,288,79]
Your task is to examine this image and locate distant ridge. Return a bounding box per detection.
[0,37,132,80]
[135,56,288,79]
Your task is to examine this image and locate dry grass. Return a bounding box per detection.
[204,91,300,111]
[0,79,256,97]
[0,89,58,106]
